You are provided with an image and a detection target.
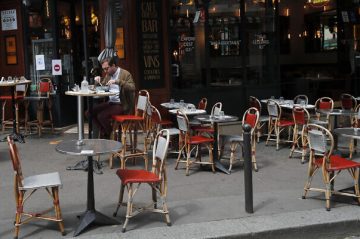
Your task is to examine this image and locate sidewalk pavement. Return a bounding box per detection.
[1,125,360,239]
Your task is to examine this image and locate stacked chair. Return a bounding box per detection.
[289,106,311,163]
[303,124,360,211]
[110,90,150,169]
[175,110,215,176]
[113,129,172,232]
[266,99,295,150]
[7,136,65,238]
[219,107,259,172]
[249,96,268,142]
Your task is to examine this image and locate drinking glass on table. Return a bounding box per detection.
[180,99,185,108]
[279,96,284,104]
[300,100,306,107]
[170,98,175,104]
[219,111,225,118]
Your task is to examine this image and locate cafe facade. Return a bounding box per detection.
[0,0,359,125]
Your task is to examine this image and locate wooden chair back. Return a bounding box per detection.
[340,93,356,110]
[315,97,334,110]
[242,107,259,136]
[7,136,24,190]
[134,89,150,118]
[152,129,170,194]
[294,95,309,105]
[307,124,334,168]
[292,106,310,126]
[249,96,262,112]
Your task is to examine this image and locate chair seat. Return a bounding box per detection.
[21,172,62,190]
[0,95,24,100]
[278,120,294,127]
[315,155,360,171]
[117,169,160,184]
[112,114,143,122]
[189,135,214,144]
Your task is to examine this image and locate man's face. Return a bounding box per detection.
[102,61,116,76]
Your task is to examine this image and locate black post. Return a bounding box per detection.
[243,123,253,213]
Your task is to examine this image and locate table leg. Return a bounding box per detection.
[2,85,25,143]
[213,123,230,174]
[73,156,120,237]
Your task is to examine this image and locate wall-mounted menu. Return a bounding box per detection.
[136,0,164,89]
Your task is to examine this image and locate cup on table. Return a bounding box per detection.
[170,98,175,104]
[270,96,275,100]
[300,100,306,107]
[180,99,185,108]
[219,111,225,118]
[279,97,284,104]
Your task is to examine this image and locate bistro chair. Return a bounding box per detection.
[266,99,295,150]
[289,106,310,163]
[219,107,259,172]
[302,124,360,211]
[249,96,269,142]
[146,104,179,151]
[340,93,357,128]
[293,94,309,105]
[311,97,334,130]
[347,104,360,160]
[113,129,171,232]
[192,102,222,137]
[1,82,28,133]
[175,110,215,176]
[189,97,208,126]
[7,136,65,238]
[24,78,54,136]
[110,90,150,169]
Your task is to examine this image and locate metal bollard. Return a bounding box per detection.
[243,123,253,213]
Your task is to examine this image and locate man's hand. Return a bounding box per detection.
[94,76,101,84]
[106,79,115,85]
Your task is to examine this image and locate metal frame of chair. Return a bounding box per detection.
[25,78,54,136]
[293,94,309,105]
[249,96,268,143]
[175,110,215,176]
[312,97,334,130]
[220,107,259,172]
[302,124,360,211]
[289,106,310,163]
[7,136,65,238]
[110,90,150,169]
[113,129,171,232]
[340,93,357,128]
[266,99,295,150]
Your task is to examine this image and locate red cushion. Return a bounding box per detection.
[314,155,360,171]
[342,98,353,110]
[116,169,160,184]
[0,96,24,100]
[112,114,143,122]
[278,120,294,127]
[245,113,257,128]
[319,101,331,110]
[189,135,214,144]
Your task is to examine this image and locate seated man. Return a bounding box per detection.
[91,57,135,139]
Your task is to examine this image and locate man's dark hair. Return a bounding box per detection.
[100,57,115,66]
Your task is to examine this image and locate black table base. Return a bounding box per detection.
[1,132,25,143]
[74,209,121,236]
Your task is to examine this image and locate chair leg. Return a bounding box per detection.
[354,168,360,205]
[276,126,280,150]
[52,187,65,235]
[113,184,125,217]
[122,184,133,233]
[186,144,191,176]
[14,191,23,239]
[229,142,236,173]
[251,137,258,172]
[209,144,215,173]
[15,103,19,133]
[152,186,157,209]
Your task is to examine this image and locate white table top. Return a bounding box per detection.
[0,80,31,87]
[56,139,121,156]
[260,99,315,109]
[65,90,116,97]
[161,102,195,109]
[333,127,360,140]
[194,114,239,123]
[169,109,206,115]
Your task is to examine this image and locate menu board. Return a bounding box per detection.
[136,0,164,89]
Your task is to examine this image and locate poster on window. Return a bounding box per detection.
[136,0,164,89]
[1,9,17,31]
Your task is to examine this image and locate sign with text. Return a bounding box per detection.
[136,0,164,89]
[52,59,62,75]
[1,9,17,31]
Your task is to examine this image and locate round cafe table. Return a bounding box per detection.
[56,139,122,236]
[194,114,239,174]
